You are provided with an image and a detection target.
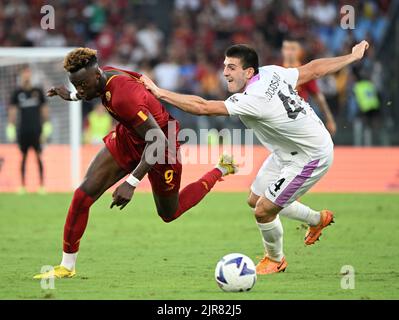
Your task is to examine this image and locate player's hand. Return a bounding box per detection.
[140,74,161,98]
[351,40,369,61]
[325,118,337,136]
[47,86,71,100]
[111,181,135,210]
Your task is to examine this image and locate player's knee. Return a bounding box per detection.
[247,196,257,209]
[158,212,175,223]
[79,178,103,199]
[254,198,280,222]
[247,192,261,209]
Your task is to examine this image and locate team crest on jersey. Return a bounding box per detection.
[105,91,111,101]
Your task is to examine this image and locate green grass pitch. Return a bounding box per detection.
[0,192,398,300]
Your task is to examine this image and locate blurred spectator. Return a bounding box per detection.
[0,0,394,145]
[352,70,381,146]
[84,103,113,145]
[137,22,164,59]
[153,54,180,92]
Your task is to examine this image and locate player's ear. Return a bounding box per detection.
[246,67,255,79]
[95,69,101,80]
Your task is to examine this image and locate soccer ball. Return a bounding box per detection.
[215,253,257,292]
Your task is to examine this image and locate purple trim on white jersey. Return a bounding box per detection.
[245,73,260,90]
[275,159,320,207]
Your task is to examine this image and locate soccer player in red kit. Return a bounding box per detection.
[34,48,237,279]
[282,38,337,135]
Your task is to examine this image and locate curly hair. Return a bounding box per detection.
[64,47,98,73]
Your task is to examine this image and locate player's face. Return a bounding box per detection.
[282,41,302,65]
[223,57,254,93]
[69,68,102,101]
[20,68,32,86]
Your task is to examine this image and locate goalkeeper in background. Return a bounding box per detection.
[6,67,52,194]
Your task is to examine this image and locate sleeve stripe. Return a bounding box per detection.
[137,111,148,121]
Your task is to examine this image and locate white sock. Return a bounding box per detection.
[216,166,228,176]
[257,216,284,262]
[61,252,78,270]
[279,201,321,226]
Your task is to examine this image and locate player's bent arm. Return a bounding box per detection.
[47,86,81,101]
[110,114,168,210]
[41,104,50,122]
[7,105,17,124]
[157,88,229,116]
[296,40,369,87]
[6,105,17,142]
[131,114,169,181]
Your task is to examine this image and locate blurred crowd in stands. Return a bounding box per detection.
[0,0,394,145]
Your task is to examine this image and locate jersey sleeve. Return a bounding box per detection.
[37,88,46,107]
[263,65,299,88]
[224,93,263,117]
[282,67,299,88]
[10,90,18,106]
[112,78,151,128]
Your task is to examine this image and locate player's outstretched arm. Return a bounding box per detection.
[141,75,229,116]
[297,40,369,87]
[47,86,81,101]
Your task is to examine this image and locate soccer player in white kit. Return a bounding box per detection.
[141,40,369,274]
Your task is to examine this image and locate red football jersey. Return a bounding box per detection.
[296,78,319,101]
[100,66,172,144]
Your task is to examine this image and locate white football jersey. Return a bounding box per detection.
[224,65,334,162]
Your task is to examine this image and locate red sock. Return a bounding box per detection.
[163,168,222,222]
[63,188,94,253]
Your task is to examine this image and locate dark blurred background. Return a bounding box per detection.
[1,0,398,146]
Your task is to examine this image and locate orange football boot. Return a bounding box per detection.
[304,210,334,245]
[256,256,288,275]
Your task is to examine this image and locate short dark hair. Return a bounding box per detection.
[282,36,305,47]
[225,44,259,74]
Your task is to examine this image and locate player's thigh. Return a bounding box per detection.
[250,154,281,203]
[80,146,128,200]
[17,134,29,155]
[149,161,182,217]
[265,154,333,208]
[31,133,42,154]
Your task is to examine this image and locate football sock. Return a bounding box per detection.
[61,252,78,270]
[162,168,222,222]
[63,187,94,254]
[257,215,284,262]
[37,155,44,186]
[21,152,27,186]
[279,201,321,226]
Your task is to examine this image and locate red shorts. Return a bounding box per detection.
[103,124,182,196]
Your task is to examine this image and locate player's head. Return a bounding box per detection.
[224,44,259,93]
[20,67,32,87]
[281,37,305,66]
[64,48,104,100]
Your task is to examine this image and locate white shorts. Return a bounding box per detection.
[251,152,333,207]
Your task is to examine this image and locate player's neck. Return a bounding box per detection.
[98,69,108,93]
[22,83,31,90]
